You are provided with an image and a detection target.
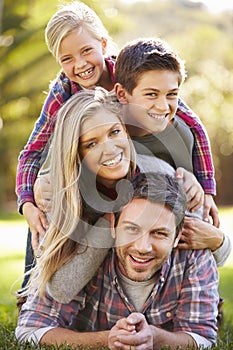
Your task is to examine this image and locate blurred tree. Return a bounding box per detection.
[0,0,123,210]
[0,0,232,210]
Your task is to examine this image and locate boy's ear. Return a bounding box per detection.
[173,230,182,248]
[114,83,129,104]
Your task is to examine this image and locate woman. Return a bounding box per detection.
[23,87,207,301]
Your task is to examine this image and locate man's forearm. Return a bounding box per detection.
[150,326,197,350]
[40,328,110,348]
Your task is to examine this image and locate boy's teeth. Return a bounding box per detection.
[102,153,121,166]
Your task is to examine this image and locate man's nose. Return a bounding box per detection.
[133,233,152,253]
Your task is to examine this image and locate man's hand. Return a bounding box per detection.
[108,313,153,350]
[22,202,48,252]
[34,174,52,213]
[203,194,220,227]
[176,167,204,212]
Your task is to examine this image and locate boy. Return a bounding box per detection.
[114,37,219,226]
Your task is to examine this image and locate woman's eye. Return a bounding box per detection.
[110,128,121,136]
[86,141,96,149]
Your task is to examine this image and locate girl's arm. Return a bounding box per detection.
[15,72,79,214]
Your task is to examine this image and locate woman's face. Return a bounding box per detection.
[79,109,131,188]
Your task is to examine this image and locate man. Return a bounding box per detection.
[16,172,219,349]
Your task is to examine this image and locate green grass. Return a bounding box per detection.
[0,209,233,349]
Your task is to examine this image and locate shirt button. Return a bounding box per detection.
[166,312,171,317]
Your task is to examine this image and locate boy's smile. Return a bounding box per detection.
[120,70,180,136]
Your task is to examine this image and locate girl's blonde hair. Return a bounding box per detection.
[45,1,115,61]
[31,87,136,296]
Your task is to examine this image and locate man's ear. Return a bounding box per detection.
[173,230,182,248]
[114,83,129,104]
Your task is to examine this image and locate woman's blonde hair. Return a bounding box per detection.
[31,87,136,296]
[45,1,115,61]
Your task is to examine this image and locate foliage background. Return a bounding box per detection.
[0,0,233,211]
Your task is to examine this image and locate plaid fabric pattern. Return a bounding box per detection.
[18,248,218,343]
[16,56,215,212]
[177,99,216,195]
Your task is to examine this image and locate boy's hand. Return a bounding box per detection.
[175,167,204,212]
[203,194,220,227]
[109,313,153,350]
[34,174,52,213]
[22,202,48,252]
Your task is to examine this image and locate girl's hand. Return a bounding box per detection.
[34,174,52,213]
[22,202,48,252]
[176,167,204,212]
[203,194,220,227]
[178,216,224,251]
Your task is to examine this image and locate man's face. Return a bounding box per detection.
[117,70,179,136]
[115,198,178,281]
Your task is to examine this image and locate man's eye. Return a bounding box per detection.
[152,231,168,238]
[125,226,139,234]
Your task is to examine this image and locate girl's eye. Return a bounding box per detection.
[83,47,92,54]
[61,57,72,63]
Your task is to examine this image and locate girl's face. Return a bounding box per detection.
[58,27,108,89]
[79,110,131,188]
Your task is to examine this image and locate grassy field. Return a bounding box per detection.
[0,208,233,349]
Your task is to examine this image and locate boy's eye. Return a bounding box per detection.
[145,92,157,98]
[167,92,178,97]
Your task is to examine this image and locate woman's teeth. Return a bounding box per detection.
[148,113,167,120]
[102,153,122,166]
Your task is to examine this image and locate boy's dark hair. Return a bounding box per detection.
[115,37,186,94]
[115,172,187,236]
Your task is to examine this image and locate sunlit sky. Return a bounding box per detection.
[122,0,233,13]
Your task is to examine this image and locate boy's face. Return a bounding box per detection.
[116,70,180,137]
[114,198,178,282]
